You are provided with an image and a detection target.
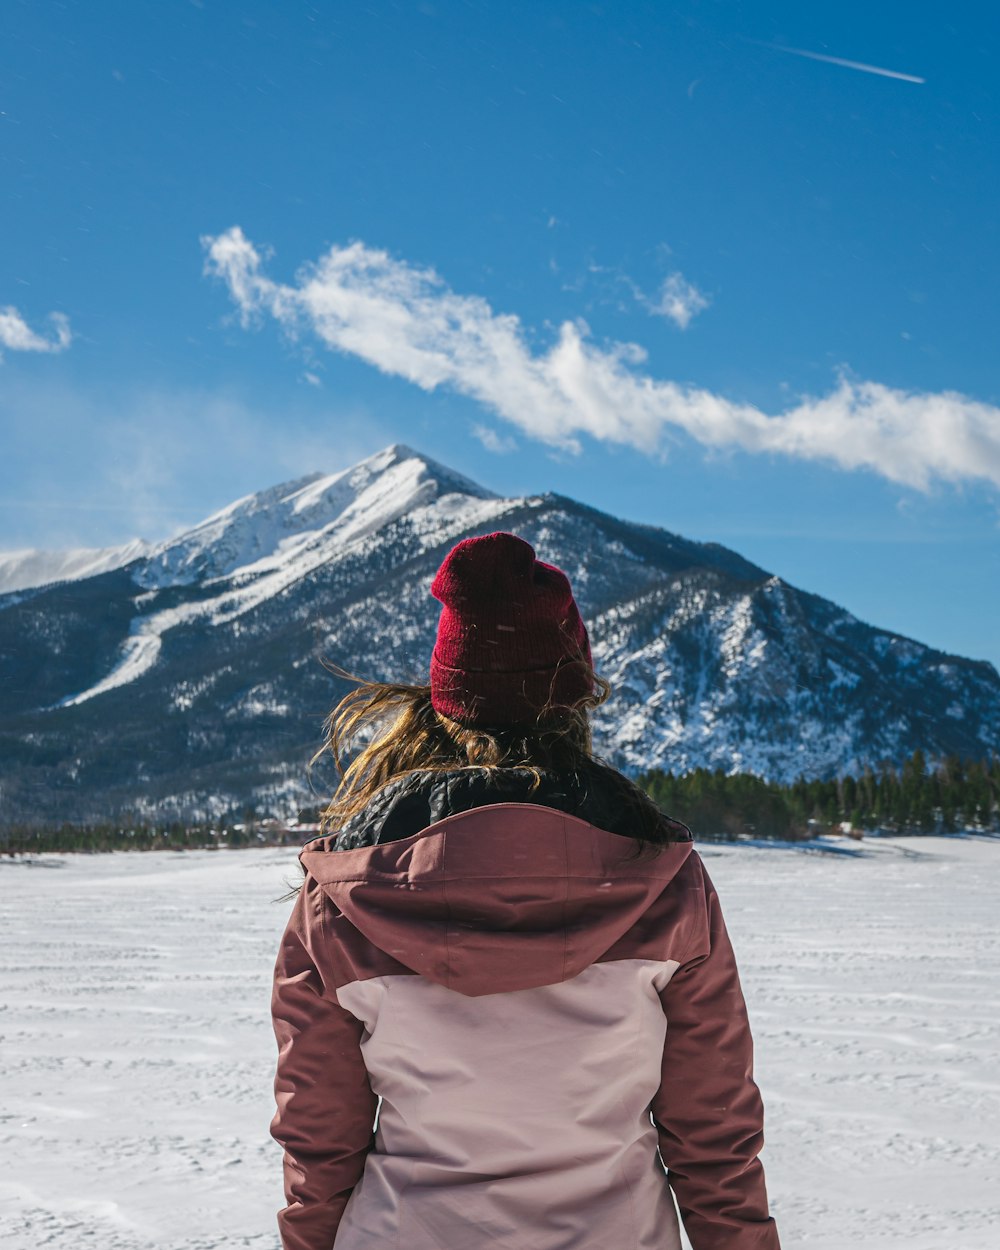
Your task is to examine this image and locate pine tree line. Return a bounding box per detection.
[0,813,306,855]
[3,749,998,853]
[638,749,1000,841]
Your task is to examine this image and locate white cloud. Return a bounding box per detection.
[644,272,710,329]
[472,423,518,454]
[202,226,1000,492]
[0,306,72,357]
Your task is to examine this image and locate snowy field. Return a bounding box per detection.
[2,834,998,1250]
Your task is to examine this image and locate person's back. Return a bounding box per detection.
[270,532,781,1250]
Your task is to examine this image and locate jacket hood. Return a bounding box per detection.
[300,801,695,997]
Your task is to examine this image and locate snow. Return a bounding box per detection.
[13,445,999,788]
[53,631,163,708]
[51,484,511,708]
[2,834,998,1248]
[0,539,151,595]
[48,446,513,708]
[826,658,862,690]
[720,595,768,677]
[135,443,497,592]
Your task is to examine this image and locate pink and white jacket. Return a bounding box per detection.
[270,768,781,1250]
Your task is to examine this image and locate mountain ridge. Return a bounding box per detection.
[1,444,996,827]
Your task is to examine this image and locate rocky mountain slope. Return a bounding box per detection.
[1,444,997,826]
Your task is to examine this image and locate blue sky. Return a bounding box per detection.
[3,0,999,669]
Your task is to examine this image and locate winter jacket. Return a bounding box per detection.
[270,765,781,1250]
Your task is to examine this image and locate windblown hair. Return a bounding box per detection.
[303,660,683,864]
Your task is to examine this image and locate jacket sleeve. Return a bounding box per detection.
[271,876,378,1250]
[650,856,781,1250]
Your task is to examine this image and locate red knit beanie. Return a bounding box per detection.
[429,532,594,727]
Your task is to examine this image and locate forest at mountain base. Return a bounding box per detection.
[4,747,997,854]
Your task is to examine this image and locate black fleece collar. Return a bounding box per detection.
[313,764,693,852]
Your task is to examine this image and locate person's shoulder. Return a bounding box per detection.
[308,767,476,852]
[299,774,414,852]
[574,759,694,843]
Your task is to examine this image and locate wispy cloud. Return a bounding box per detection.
[202,226,1000,492]
[472,423,518,454]
[640,272,710,329]
[0,371,384,548]
[564,256,709,328]
[0,306,72,358]
[757,41,925,84]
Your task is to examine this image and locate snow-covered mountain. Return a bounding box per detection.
[0,538,152,596]
[135,444,497,590]
[2,443,998,826]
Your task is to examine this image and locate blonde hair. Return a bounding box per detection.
[302,661,680,866]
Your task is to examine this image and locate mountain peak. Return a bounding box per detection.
[382,440,418,459]
[369,442,497,501]
[0,445,498,599]
[136,444,496,589]
[5,445,1000,821]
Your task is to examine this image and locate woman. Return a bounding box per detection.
[270,531,781,1250]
